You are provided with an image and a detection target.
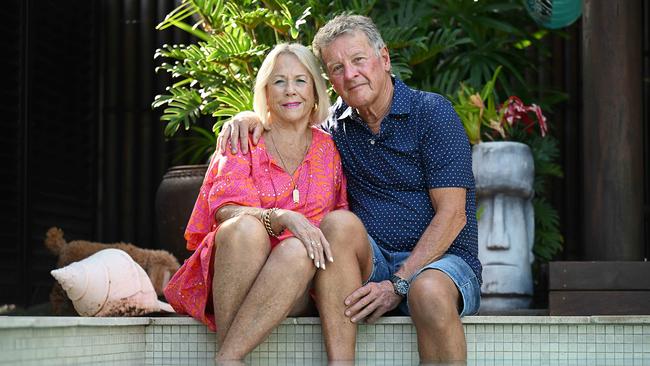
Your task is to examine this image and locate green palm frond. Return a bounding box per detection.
[155,43,227,87]
[525,134,563,195]
[156,0,199,30]
[152,87,204,136]
[190,0,227,31]
[381,27,423,50]
[390,57,413,81]
[260,1,311,40]
[406,29,471,67]
[155,1,211,41]
[227,5,270,31]
[533,197,563,261]
[329,0,376,17]
[205,85,254,119]
[156,0,227,35]
[206,27,269,64]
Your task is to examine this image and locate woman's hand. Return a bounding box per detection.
[274,209,333,270]
[217,111,265,155]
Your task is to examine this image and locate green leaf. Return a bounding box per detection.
[156,1,198,31]
[206,84,254,119]
[533,197,564,262]
[169,21,211,42]
[154,87,204,136]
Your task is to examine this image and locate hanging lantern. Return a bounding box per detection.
[524,0,582,29]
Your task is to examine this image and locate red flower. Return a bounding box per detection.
[501,96,547,137]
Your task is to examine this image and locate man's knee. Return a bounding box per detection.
[408,270,460,324]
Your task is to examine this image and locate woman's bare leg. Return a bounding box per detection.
[216,237,316,361]
[212,215,270,346]
[315,210,373,360]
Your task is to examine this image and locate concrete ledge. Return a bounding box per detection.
[0,316,150,328]
[3,315,650,329]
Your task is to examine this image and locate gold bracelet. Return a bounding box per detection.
[262,208,280,238]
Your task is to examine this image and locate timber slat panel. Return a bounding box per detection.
[549,291,650,315]
[549,261,650,290]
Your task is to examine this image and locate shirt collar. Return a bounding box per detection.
[389,78,413,116]
[337,77,413,121]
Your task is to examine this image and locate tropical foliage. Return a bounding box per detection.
[152,0,311,161]
[152,0,564,262]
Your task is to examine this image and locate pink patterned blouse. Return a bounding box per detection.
[164,127,348,331]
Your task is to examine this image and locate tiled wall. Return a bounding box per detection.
[146,322,215,365]
[1,316,649,365]
[1,324,146,365]
[143,320,419,364]
[465,323,650,363]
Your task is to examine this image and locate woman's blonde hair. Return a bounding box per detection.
[253,43,330,126]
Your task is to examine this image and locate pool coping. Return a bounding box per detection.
[2,315,650,329]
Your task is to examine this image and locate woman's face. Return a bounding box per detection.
[266,53,315,126]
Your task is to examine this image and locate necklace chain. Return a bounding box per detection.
[269,131,310,204]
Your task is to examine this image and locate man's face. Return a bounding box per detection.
[320,31,391,109]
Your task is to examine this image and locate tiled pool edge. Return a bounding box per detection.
[1,315,650,365]
[7,314,650,328]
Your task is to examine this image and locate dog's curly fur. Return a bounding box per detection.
[45,227,180,315]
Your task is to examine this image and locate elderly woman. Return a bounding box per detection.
[163,43,347,361]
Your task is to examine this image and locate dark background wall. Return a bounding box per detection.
[0,0,648,308]
[1,0,100,307]
[0,0,193,307]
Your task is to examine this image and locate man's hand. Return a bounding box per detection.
[344,280,402,324]
[216,111,264,155]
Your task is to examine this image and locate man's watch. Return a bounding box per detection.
[390,274,410,297]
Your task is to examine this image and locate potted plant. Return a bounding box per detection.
[452,66,563,310]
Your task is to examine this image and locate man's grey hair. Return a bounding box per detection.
[312,14,386,63]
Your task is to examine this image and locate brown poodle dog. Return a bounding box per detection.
[45,227,180,315]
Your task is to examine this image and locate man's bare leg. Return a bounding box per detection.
[213,215,271,346]
[408,269,467,362]
[216,238,316,360]
[315,210,373,360]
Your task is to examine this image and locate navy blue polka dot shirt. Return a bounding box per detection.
[324,78,482,283]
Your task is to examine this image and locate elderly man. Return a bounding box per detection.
[218,15,482,362]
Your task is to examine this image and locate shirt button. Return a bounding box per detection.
[369,139,375,145]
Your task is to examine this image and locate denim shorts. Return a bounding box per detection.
[365,235,481,317]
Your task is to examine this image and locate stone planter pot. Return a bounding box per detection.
[472,141,535,311]
[155,164,208,263]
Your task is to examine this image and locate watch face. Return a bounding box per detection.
[396,280,408,295]
[391,276,409,296]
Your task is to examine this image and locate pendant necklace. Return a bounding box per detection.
[269,131,310,204]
